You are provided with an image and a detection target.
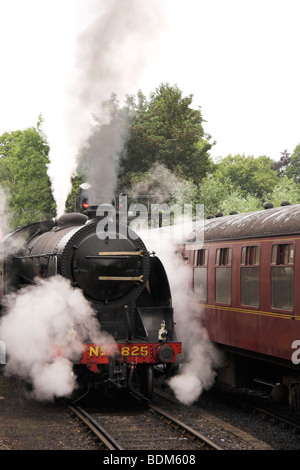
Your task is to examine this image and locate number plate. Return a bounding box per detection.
[78,342,182,368]
[88,344,149,359]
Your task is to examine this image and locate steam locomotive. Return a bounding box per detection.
[180,203,300,413]
[0,199,181,399]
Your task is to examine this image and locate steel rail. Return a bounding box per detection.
[249,403,300,432]
[148,403,224,450]
[68,405,124,450]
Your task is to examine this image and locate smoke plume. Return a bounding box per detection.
[46,0,166,215]
[0,276,113,401]
[129,162,183,204]
[129,162,198,206]
[77,105,129,205]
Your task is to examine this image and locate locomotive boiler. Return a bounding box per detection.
[1,206,181,398]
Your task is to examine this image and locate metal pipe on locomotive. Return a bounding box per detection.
[0,194,181,398]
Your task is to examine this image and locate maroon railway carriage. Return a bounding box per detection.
[181,204,300,412]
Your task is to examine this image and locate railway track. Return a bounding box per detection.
[204,383,300,441]
[241,398,300,435]
[68,405,124,450]
[69,397,223,451]
[148,403,223,450]
[70,384,300,451]
[152,388,274,450]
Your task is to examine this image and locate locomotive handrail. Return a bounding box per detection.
[98,275,144,282]
[98,250,144,257]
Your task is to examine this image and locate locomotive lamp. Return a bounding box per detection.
[156,343,175,363]
[158,320,168,341]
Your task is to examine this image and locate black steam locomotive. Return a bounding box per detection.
[0,202,181,398]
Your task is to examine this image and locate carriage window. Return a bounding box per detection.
[215,248,232,304]
[216,247,232,266]
[241,246,260,266]
[271,244,294,265]
[193,249,208,302]
[193,249,208,267]
[271,244,294,310]
[241,246,260,307]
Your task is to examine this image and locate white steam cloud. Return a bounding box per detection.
[148,235,223,406]
[46,0,166,216]
[0,276,113,401]
[128,162,198,209]
[136,163,223,407]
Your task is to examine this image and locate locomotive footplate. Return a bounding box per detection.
[78,342,182,373]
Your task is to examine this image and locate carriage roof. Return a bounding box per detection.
[187,204,300,243]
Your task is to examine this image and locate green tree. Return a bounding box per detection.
[65,173,85,213]
[215,154,278,199]
[198,173,262,217]
[0,119,56,228]
[220,189,262,215]
[286,143,300,182]
[263,175,300,207]
[271,149,291,176]
[198,173,234,217]
[119,83,214,189]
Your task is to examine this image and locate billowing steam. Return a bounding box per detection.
[129,162,184,204]
[77,107,129,205]
[46,0,166,215]
[136,164,223,405]
[145,234,223,406]
[129,162,198,207]
[0,276,113,401]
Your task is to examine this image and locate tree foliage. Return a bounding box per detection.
[214,154,278,199]
[1,82,300,229]
[263,175,300,206]
[286,144,300,182]
[119,83,214,190]
[197,173,261,217]
[0,118,56,229]
[271,149,291,176]
[73,81,300,219]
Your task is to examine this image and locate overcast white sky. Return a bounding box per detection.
[0,0,299,163]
